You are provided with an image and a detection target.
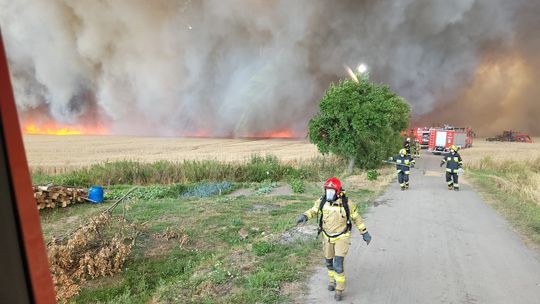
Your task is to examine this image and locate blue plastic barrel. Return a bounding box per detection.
[88,185,104,203]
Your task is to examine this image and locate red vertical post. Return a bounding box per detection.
[0,29,56,303]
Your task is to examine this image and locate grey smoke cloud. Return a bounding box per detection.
[0,0,537,136]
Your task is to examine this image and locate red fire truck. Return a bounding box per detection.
[428,126,474,154]
[411,127,431,149]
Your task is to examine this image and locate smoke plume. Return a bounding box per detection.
[0,0,538,136]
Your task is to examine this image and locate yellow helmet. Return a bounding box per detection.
[399,148,407,156]
[450,145,458,152]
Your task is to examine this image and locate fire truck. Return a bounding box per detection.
[428,126,474,154]
[411,127,431,149]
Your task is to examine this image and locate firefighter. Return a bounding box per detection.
[414,139,421,158]
[389,148,415,190]
[404,137,412,155]
[440,145,463,191]
[296,177,371,301]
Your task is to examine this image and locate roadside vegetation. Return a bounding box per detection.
[466,155,540,245]
[32,155,344,187]
[37,156,393,303]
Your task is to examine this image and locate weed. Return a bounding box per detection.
[290,179,305,193]
[252,241,277,256]
[367,170,380,181]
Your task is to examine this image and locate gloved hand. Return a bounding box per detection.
[388,157,393,161]
[296,214,308,225]
[362,231,372,245]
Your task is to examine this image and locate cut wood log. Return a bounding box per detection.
[33,185,89,210]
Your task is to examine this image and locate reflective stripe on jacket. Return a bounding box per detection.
[391,155,415,174]
[442,152,463,172]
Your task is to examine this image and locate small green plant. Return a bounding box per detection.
[290,179,305,193]
[367,170,380,181]
[231,218,243,227]
[254,181,279,195]
[252,241,277,256]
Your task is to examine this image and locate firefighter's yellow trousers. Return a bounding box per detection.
[323,234,350,291]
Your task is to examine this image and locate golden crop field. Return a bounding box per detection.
[460,138,540,167]
[23,135,321,173]
[23,135,540,174]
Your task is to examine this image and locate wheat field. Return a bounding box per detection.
[23,135,540,173]
[23,135,321,172]
[460,138,540,167]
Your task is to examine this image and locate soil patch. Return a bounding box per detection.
[269,184,293,196]
[279,224,318,244]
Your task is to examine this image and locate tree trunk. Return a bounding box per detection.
[347,157,355,174]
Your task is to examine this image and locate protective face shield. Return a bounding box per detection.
[325,188,337,202]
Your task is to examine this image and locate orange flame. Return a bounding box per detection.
[23,122,108,135]
[249,129,300,138]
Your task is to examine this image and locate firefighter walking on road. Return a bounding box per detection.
[414,139,421,158]
[404,137,412,155]
[296,177,371,302]
[389,148,415,190]
[441,145,463,191]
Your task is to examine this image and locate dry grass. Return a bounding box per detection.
[460,138,540,167]
[23,135,320,173]
[462,138,540,206]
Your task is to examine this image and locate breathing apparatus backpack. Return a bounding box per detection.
[317,192,352,238]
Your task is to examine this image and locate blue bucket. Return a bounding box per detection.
[88,185,104,203]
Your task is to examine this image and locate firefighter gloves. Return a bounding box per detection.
[362,231,372,245]
[296,214,308,225]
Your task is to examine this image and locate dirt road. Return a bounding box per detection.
[305,153,540,304]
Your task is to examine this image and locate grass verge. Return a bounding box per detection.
[466,156,540,246]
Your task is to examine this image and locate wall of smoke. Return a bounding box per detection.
[1,0,538,136]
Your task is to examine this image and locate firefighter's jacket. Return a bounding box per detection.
[303,198,367,241]
[442,152,463,173]
[390,155,415,174]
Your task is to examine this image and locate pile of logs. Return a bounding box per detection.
[34,185,88,210]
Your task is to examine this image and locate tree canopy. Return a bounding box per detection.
[308,73,410,170]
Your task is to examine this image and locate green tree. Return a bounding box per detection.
[308,73,410,172]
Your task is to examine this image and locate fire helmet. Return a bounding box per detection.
[450,145,458,152]
[324,177,342,202]
[324,177,342,192]
[406,138,411,142]
[399,148,407,156]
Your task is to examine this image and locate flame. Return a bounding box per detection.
[249,129,299,138]
[23,122,108,135]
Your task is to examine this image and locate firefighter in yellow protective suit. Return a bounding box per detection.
[414,139,421,158]
[440,145,463,191]
[296,177,371,302]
